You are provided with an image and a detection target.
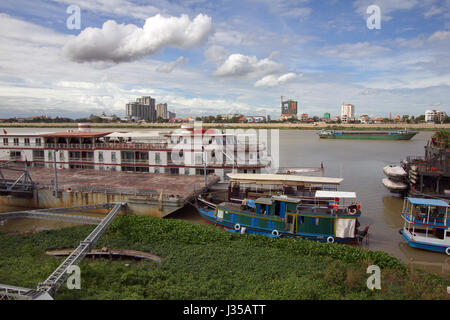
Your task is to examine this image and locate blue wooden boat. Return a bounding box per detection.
[196,190,369,243]
[400,197,450,255]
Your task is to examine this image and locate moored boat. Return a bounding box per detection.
[318,129,418,140]
[196,190,369,243]
[382,178,408,193]
[383,165,407,182]
[400,197,450,255]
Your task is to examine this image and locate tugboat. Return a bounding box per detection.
[196,174,369,243]
[400,197,450,255]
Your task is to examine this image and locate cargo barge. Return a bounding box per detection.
[318,129,418,140]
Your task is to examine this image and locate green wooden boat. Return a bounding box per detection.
[318,129,418,140]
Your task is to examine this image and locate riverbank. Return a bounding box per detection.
[1,122,449,131]
[0,215,448,299]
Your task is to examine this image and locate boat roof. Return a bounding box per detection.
[105,131,164,139]
[315,191,357,199]
[226,173,343,186]
[40,131,112,138]
[406,197,449,207]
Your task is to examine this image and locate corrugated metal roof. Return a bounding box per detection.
[226,173,343,185]
[40,131,111,138]
[406,197,449,207]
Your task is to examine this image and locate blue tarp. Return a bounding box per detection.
[246,199,256,209]
[407,197,449,207]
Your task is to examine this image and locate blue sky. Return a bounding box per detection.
[0,0,449,119]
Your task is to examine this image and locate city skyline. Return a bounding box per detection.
[0,1,449,119]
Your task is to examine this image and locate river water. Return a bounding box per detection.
[0,127,449,277]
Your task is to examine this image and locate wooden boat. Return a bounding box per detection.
[400,197,450,255]
[196,190,369,243]
[317,129,418,140]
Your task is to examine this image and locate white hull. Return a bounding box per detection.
[382,178,407,192]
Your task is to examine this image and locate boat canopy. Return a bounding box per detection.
[226,173,343,186]
[315,191,357,199]
[406,197,449,207]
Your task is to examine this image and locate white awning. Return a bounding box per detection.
[226,173,343,185]
[315,191,357,198]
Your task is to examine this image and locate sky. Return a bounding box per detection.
[0,0,449,119]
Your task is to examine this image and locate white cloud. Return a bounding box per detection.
[156,56,189,73]
[62,13,213,63]
[52,0,161,20]
[319,42,390,59]
[424,5,444,18]
[213,54,283,78]
[429,30,450,41]
[254,73,297,87]
[204,45,229,64]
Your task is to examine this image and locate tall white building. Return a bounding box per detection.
[340,103,355,123]
[425,110,446,123]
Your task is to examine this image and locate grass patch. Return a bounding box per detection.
[0,215,448,300]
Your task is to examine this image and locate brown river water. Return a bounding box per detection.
[0,128,449,277]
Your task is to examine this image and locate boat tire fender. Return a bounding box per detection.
[272,229,280,237]
[347,208,357,215]
[446,247,450,256]
[327,236,334,243]
[234,223,241,231]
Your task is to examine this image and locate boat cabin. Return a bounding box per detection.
[226,173,343,202]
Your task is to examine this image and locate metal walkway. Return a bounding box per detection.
[0,203,116,225]
[0,168,35,196]
[0,202,126,300]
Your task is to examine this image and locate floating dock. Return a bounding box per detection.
[0,167,219,217]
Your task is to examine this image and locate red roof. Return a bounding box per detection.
[40,131,111,138]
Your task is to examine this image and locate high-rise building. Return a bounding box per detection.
[340,103,355,123]
[156,103,168,119]
[280,100,298,119]
[125,96,156,122]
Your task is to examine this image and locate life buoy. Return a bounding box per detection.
[234,223,241,231]
[327,236,334,243]
[66,187,72,192]
[272,229,280,237]
[446,247,450,256]
[347,208,357,215]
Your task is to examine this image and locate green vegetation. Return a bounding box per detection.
[0,215,448,300]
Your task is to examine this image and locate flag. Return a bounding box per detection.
[3,129,6,134]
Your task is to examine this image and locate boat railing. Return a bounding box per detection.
[402,210,448,227]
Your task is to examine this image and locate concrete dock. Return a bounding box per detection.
[0,167,219,217]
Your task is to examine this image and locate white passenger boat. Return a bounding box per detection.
[400,197,450,255]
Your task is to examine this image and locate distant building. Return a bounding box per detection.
[126,96,156,122]
[218,113,241,120]
[394,115,401,122]
[168,111,176,120]
[340,103,355,123]
[281,100,298,120]
[360,114,371,124]
[425,110,446,123]
[300,113,308,122]
[156,103,168,119]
